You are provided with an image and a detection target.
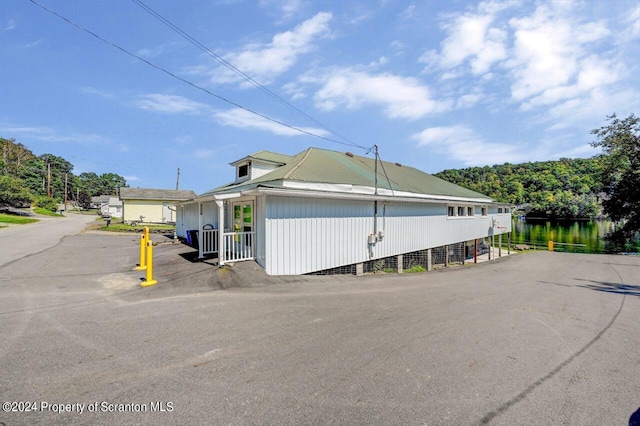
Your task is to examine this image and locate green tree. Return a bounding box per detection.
[0,175,33,207]
[18,157,47,196]
[78,190,92,209]
[1,137,35,175]
[591,113,640,251]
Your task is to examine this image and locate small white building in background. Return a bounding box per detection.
[90,195,123,218]
[177,148,512,276]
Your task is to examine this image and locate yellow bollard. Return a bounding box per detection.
[144,226,150,243]
[548,240,554,251]
[134,233,147,270]
[141,241,157,287]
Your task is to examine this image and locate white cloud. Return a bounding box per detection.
[136,42,178,59]
[259,0,305,21]
[3,19,15,31]
[123,175,141,182]
[439,14,507,75]
[412,125,524,165]
[210,12,332,85]
[214,108,330,137]
[421,2,515,76]
[506,2,612,102]
[625,4,640,39]
[137,94,210,114]
[304,68,449,120]
[80,87,116,100]
[1,125,107,144]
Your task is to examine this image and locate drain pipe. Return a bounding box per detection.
[373,144,378,237]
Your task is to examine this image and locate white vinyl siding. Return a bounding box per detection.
[264,196,512,275]
[250,161,281,180]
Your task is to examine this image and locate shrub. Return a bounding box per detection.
[34,196,59,213]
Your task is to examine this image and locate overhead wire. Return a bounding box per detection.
[27,0,363,150]
[130,0,364,150]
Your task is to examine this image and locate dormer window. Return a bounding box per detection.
[238,164,249,178]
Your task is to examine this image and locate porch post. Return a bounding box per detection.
[198,202,204,259]
[216,200,225,266]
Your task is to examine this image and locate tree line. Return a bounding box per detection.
[435,157,604,219]
[0,137,127,211]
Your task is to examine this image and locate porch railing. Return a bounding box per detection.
[201,229,219,255]
[222,231,255,262]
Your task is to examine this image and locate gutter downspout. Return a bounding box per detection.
[373,144,378,237]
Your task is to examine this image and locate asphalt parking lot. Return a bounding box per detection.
[0,217,639,425]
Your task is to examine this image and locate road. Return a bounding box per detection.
[0,224,638,425]
[0,212,97,267]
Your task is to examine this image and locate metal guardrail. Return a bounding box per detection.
[511,240,604,254]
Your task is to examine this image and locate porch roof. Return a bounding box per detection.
[197,147,493,203]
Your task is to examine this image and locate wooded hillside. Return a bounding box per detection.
[1,137,127,210]
[435,158,604,218]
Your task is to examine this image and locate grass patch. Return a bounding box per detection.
[405,265,427,273]
[87,218,175,234]
[33,208,64,217]
[0,213,39,224]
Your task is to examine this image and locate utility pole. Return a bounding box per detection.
[176,167,181,190]
[47,162,51,197]
[64,173,68,211]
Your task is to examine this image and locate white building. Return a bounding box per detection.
[177,148,512,275]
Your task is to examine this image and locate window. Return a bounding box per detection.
[238,164,249,178]
[481,207,487,216]
[448,205,476,219]
[498,207,503,213]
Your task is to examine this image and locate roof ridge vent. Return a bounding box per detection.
[345,152,354,157]
[395,162,402,167]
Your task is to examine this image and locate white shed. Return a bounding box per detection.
[177,148,512,275]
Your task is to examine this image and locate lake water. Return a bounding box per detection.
[510,219,615,253]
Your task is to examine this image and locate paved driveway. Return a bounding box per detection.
[0,229,638,425]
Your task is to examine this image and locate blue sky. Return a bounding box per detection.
[1,0,639,194]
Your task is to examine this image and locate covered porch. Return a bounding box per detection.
[177,195,257,266]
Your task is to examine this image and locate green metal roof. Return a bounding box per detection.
[201,147,492,201]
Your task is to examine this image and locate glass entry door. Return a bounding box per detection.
[232,201,253,233]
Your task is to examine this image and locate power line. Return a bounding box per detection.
[131,0,363,150]
[27,0,365,150]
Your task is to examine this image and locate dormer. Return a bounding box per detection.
[230,151,293,184]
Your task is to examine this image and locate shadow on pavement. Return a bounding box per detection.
[575,278,640,298]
